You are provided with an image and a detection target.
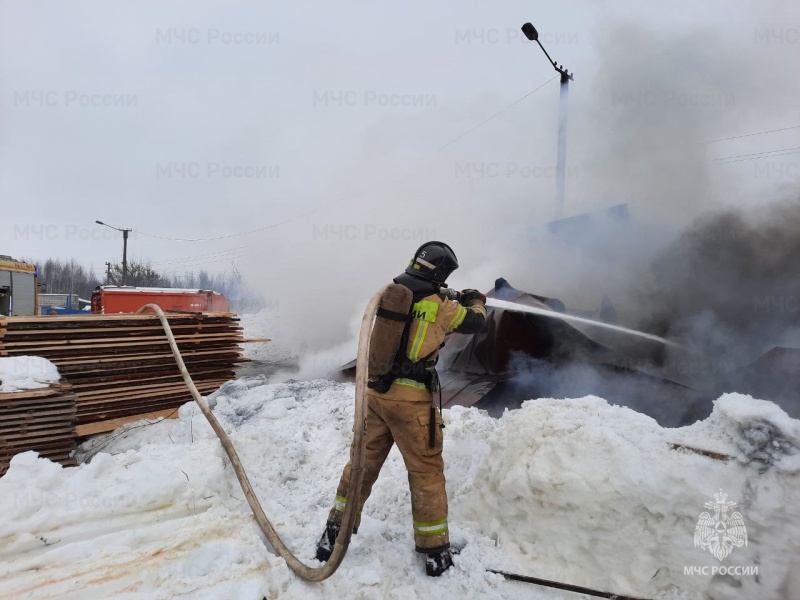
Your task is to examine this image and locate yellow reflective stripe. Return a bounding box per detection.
[394,378,428,390]
[447,305,467,332]
[333,495,364,511]
[413,517,448,535]
[407,299,439,361]
[409,320,429,361]
[414,524,447,535]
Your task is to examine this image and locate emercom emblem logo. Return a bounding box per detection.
[693,489,748,561]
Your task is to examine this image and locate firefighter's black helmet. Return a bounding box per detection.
[405,241,459,284]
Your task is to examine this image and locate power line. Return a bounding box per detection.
[438,76,558,151]
[150,246,249,266]
[133,208,320,242]
[160,253,248,273]
[712,145,800,163]
[706,124,800,144]
[155,256,248,271]
[713,149,800,165]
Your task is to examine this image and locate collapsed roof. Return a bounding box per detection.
[340,278,799,427]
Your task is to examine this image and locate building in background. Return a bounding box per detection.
[0,256,38,316]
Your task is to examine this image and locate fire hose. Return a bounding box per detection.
[137,289,383,581]
[140,296,657,596]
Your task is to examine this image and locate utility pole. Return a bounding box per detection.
[521,22,574,220]
[105,262,112,285]
[555,70,570,219]
[96,221,133,285]
[122,229,129,286]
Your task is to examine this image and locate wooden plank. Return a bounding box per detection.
[0,388,62,401]
[0,312,236,324]
[75,388,224,412]
[78,401,190,425]
[0,426,75,447]
[2,344,241,358]
[0,398,77,410]
[0,411,76,426]
[52,349,246,366]
[73,383,222,405]
[74,378,228,400]
[75,388,221,415]
[0,421,75,433]
[0,333,243,347]
[0,316,239,330]
[66,373,234,388]
[75,408,180,436]
[0,408,77,421]
[2,341,244,354]
[669,443,734,461]
[0,324,243,335]
[0,422,74,435]
[78,408,182,427]
[66,367,235,388]
[0,332,241,344]
[57,358,247,377]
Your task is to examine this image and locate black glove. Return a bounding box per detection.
[460,289,486,306]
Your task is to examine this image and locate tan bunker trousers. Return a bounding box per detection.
[327,392,448,552]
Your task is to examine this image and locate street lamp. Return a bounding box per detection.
[96,220,132,286]
[522,22,574,219]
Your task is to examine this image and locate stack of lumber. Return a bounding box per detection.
[0,381,77,476]
[0,313,249,434]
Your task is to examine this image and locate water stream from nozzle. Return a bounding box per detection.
[485,297,677,347]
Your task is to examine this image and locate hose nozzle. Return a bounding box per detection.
[438,286,461,302]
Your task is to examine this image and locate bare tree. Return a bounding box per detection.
[24,257,102,299]
[110,260,168,287]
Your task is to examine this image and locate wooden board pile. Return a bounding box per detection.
[0,313,249,434]
[0,382,77,476]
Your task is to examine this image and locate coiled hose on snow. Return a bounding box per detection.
[137,288,383,581]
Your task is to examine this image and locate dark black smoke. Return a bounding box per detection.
[626,196,800,392]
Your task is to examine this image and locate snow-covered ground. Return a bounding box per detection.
[2,375,798,599]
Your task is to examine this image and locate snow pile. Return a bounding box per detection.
[461,394,800,599]
[0,356,60,393]
[1,379,798,599]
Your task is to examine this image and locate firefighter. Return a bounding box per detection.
[315,241,487,576]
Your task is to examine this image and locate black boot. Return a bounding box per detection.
[425,547,454,577]
[315,522,341,562]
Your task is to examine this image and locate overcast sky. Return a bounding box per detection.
[2,1,799,345]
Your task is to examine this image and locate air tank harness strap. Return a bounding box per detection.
[367,358,437,393]
[429,370,443,449]
[376,306,411,323]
